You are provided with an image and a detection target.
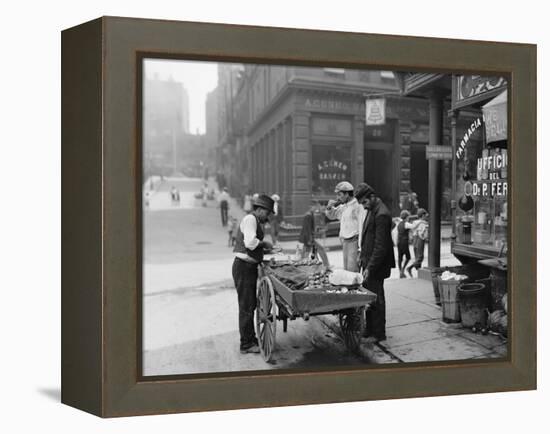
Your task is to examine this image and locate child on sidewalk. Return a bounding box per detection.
[396,210,414,278]
[227,216,238,247]
[406,208,429,277]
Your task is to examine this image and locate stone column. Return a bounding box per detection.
[291,111,311,216]
[353,114,365,186]
[450,110,458,242]
[399,121,412,206]
[427,90,444,269]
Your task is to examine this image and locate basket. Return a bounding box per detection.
[431,264,490,307]
[438,277,462,323]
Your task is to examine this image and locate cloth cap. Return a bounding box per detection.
[417,208,428,218]
[253,194,275,213]
[334,181,354,193]
[271,194,280,201]
[355,183,376,200]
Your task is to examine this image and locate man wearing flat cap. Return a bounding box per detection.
[325,181,365,272]
[232,194,274,354]
[356,183,395,342]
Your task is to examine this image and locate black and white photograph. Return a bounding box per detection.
[3,0,547,430]
[141,59,509,376]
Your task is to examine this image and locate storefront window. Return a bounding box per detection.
[311,144,351,196]
[473,196,493,245]
[454,110,508,251]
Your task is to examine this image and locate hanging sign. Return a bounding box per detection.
[366,98,386,125]
[452,75,507,110]
[426,145,453,160]
[455,117,483,159]
[482,90,508,143]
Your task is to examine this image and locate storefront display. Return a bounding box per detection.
[452,76,508,260]
[451,75,508,313]
[311,144,352,196]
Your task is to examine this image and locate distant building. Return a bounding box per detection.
[181,86,190,134]
[176,132,207,178]
[204,88,218,172]
[143,75,191,176]
[215,64,247,195]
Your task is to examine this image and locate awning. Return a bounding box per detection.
[482,90,507,143]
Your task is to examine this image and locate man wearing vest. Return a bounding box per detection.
[232,194,274,354]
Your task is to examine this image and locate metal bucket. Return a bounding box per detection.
[458,283,487,328]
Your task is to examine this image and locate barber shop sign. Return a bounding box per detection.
[366,98,386,126]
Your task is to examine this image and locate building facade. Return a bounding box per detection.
[214,64,441,217]
[143,76,189,177]
[204,88,218,171]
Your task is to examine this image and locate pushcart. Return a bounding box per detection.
[254,259,377,362]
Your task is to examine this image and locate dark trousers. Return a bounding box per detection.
[397,242,411,271]
[410,238,425,270]
[363,276,386,340]
[220,201,228,226]
[232,258,258,350]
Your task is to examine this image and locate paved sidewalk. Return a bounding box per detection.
[318,277,508,364]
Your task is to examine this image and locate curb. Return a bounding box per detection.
[278,237,453,255]
[279,244,343,255]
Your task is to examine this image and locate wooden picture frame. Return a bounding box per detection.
[61,16,536,417]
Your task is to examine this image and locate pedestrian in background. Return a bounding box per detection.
[218,187,230,227]
[269,194,283,245]
[297,199,321,259]
[201,182,208,207]
[227,215,238,247]
[401,190,419,216]
[144,190,151,209]
[411,192,419,216]
[325,181,363,272]
[406,208,429,277]
[170,186,180,204]
[356,183,395,343]
[243,191,253,214]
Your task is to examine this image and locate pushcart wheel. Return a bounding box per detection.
[339,307,365,354]
[255,276,277,362]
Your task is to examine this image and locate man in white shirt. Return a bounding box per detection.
[232,194,274,354]
[325,181,364,272]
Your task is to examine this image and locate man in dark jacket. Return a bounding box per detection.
[356,183,395,342]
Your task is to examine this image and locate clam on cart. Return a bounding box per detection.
[254,255,377,362]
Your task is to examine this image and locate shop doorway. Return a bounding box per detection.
[364,147,394,212]
[410,143,429,212]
